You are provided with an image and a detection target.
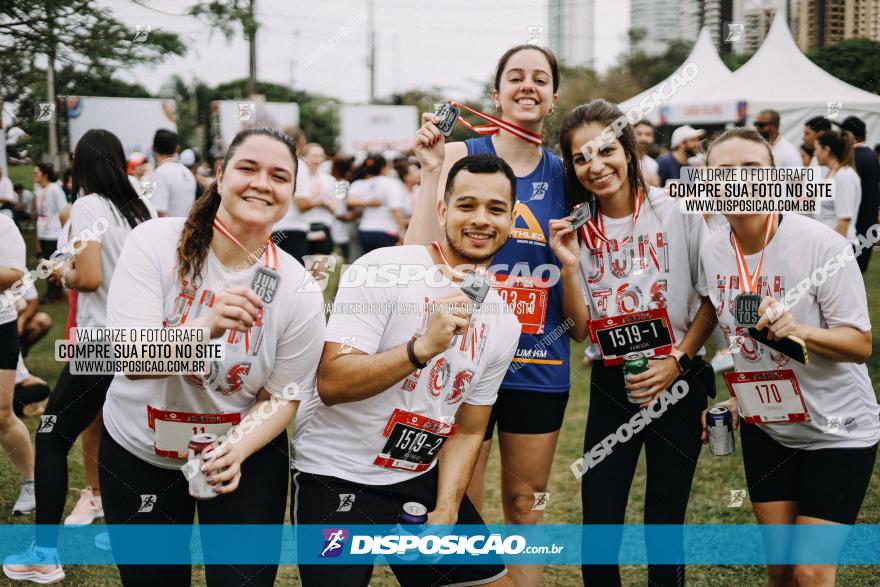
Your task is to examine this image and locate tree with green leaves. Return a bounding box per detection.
[0,0,184,168]
[189,0,259,95]
[808,39,880,96]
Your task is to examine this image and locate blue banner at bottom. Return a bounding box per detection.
[2,525,878,565]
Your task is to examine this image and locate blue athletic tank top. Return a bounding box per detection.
[466,136,570,392]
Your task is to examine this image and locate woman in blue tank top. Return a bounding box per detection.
[408,44,581,586]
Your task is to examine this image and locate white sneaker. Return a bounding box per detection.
[3,544,65,584]
[63,487,103,526]
[12,480,35,516]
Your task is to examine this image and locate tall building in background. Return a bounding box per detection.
[548,0,596,67]
[703,0,736,53]
[630,0,681,54]
[797,0,880,51]
[630,0,735,54]
[733,0,784,53]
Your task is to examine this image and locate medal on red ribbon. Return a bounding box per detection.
[212,216,280,305]
[731,213,776,327]
[448,101,543,146]
[576,189,660,271]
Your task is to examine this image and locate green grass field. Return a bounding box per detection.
[1,164,878,585]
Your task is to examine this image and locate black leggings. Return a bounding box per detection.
[35,364,113,547]
[99,426,289,586]
[581,359,709,587]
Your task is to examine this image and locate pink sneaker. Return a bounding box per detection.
[63,487,103,526]
[3,544,65,584]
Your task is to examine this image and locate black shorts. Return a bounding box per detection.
[0,319,20,370]
[291,466,507,587]
[483,388,569,441]
[741,421,878,524]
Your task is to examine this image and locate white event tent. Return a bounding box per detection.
[621,13,880,146]
[620,28,738,126]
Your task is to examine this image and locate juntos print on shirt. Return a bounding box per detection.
[400,297,489,405]
[166,280,258,396]
[586,231,670,316]
[715,272,791,368]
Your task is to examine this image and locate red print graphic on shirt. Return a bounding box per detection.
[446,370,474,405]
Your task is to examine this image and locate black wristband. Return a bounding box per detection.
[407,338,428,369]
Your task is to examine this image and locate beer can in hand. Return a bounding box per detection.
[707,406,735,456]
[623,352,649,404]
[188,433,219,499]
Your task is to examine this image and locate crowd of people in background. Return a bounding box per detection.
[0,41,878,587]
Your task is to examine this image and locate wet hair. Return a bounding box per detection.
[816,130,854,168]
[176,127,298,286]
[444,154,516,206]
[805,116,831,133]
[71,128,152,228]
[494,45,560,94]
[705,127,774,166]
[35,163,57,183]
[558,99,648,212]
[152,129,179,156]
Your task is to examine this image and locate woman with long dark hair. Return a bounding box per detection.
[699,127,878,587]
[95,128,324,585]
[347,154,407,252]
[814,129,861,240]
[549,99,717,586]
[33,163,68,302]
[4,129,156,584]
[409,44,578,586]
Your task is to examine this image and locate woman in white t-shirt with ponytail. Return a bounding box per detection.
[698,127,878,587]
[98,128,324,586]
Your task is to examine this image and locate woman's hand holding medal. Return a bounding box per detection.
[548,218,580,269]
[414,112,447,173]
[755,295,798,341]
[192,286,264,339]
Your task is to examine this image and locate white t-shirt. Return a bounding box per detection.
[36,182,67,241]
[69,194,157,327]
[639,155,659,182]
[577,188,706,357]
[6,127,26,145]
[15,354,28,384]
[698,213,879,449]
[292,245,521,485]
[19,189,34,213]
[331,197,351,244]
[0,214,26,324]
[296,169,336,228]
[102,217,326,468]
[772,136,803,169]
[0,176,15,204]
[817,167,861,241]
[273,161,309,232]
[151,159,196,218]
[350,176,405,235]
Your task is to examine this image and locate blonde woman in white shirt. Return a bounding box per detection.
[698,127,877,587]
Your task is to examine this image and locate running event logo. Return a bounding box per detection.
[320,528,349,558]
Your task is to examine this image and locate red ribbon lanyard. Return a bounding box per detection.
[431,240,487,281]
[450,101,543,146]
[577,190,659,270]
[731,213,776,295]
[212,216,278,271]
